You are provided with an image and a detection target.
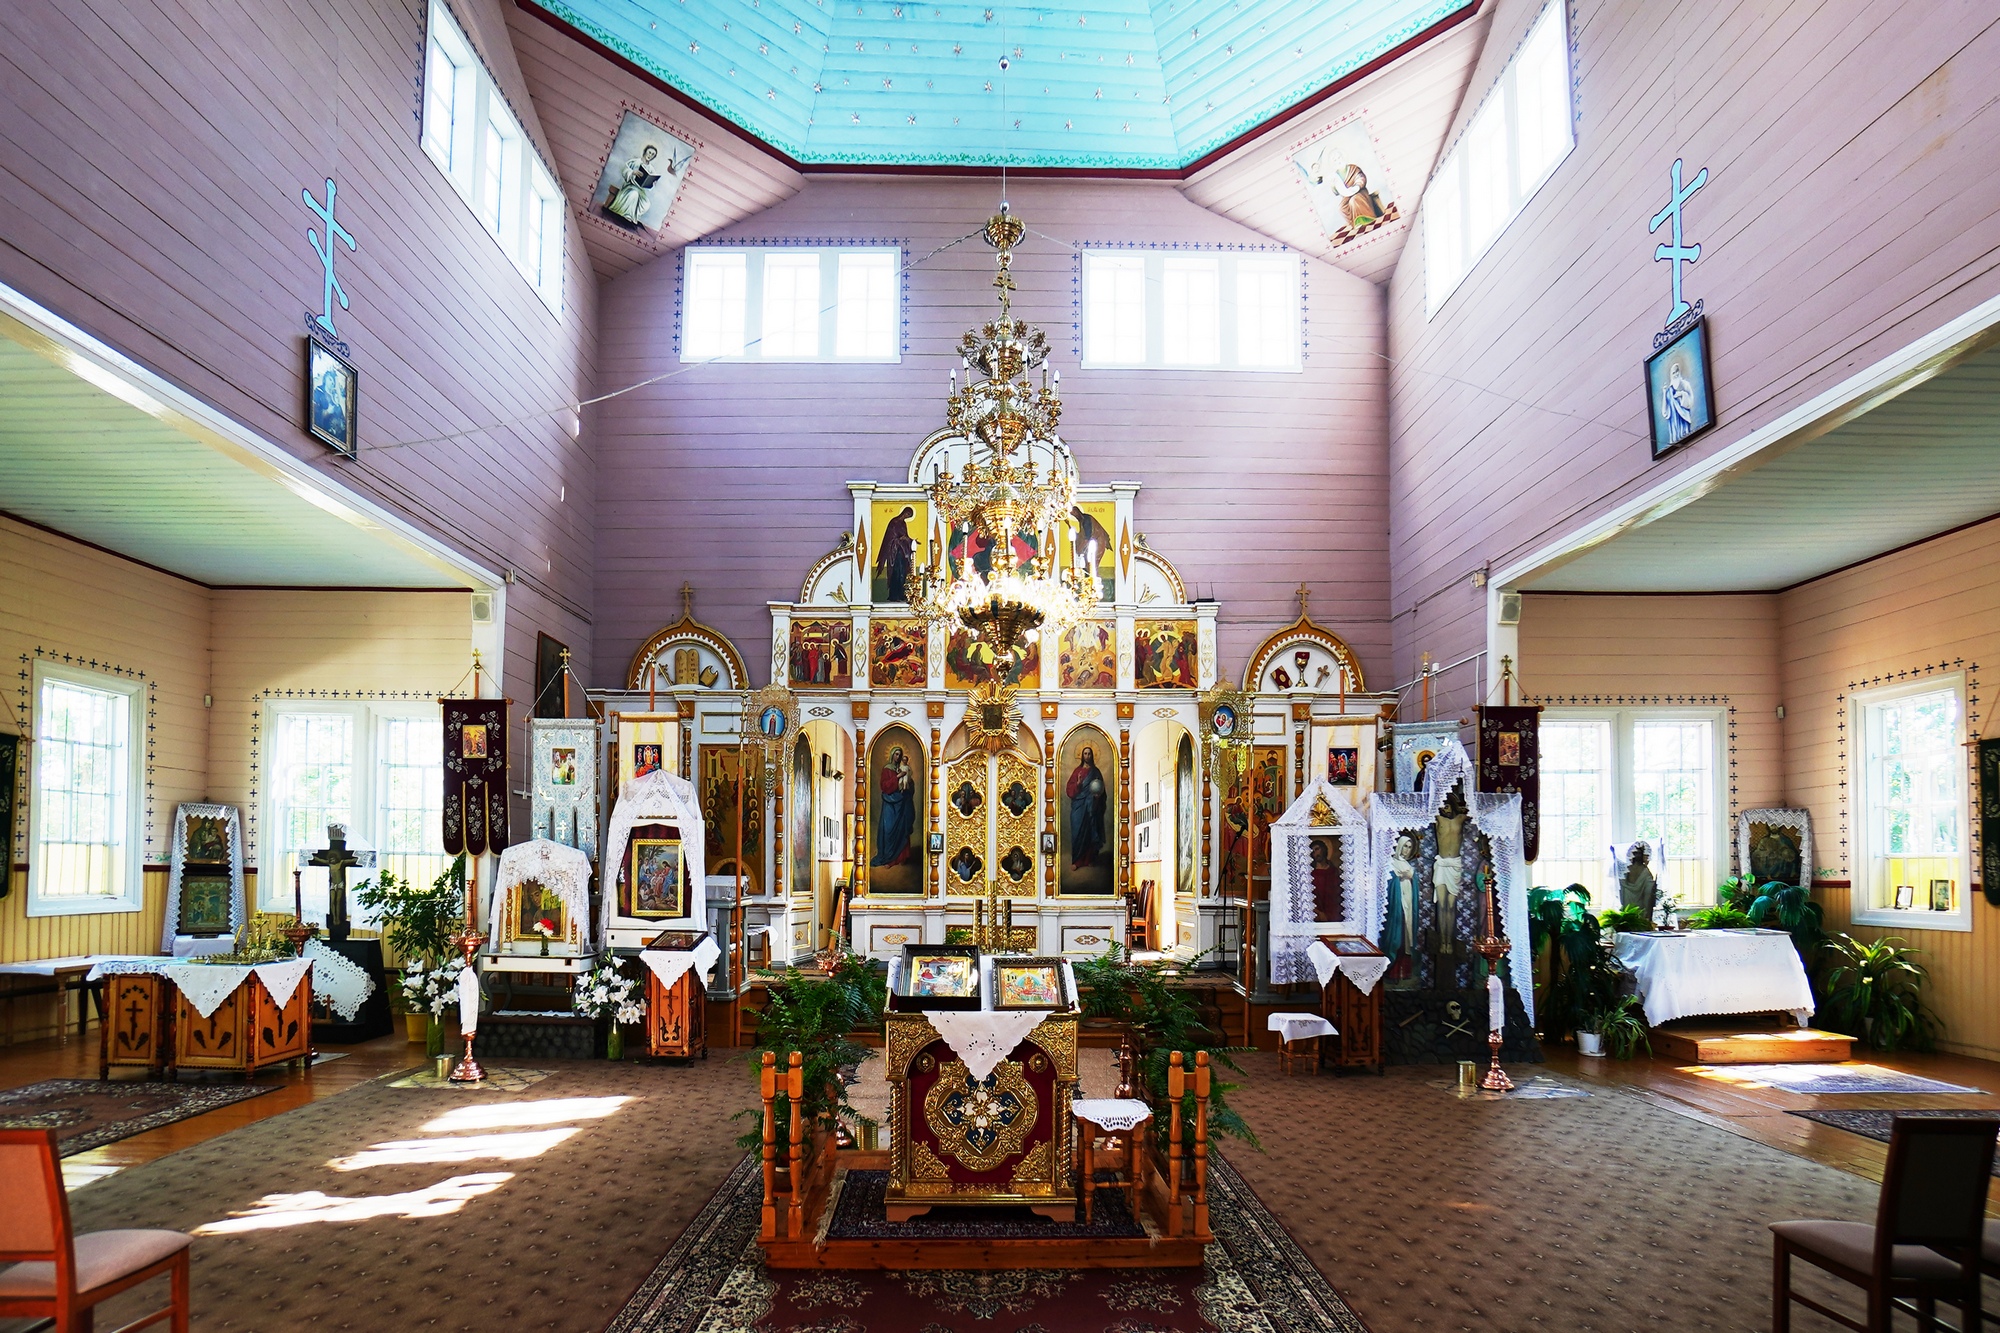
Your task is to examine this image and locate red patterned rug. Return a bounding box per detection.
[608,1152,1368,1333]
[0,1078,275,1156]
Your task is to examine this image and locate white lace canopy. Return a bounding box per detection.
[604,769,709,941]
[161,803,246,952]
[490,839,595,946]
[1364,738,1534,1022]
[1267,779,1369,985]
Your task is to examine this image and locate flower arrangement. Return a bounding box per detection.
[533,916,559,956]
[573,958,644,1059]
[400,955,466,1017]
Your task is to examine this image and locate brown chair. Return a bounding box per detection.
[0,1128,191,1333]
[1771,1115,1994,1332]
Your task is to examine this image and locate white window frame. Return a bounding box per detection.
[1536,707,1727,910]
[258,701,448,915]
[421,0,563,316]
[27,662,145,916]
[1850,675,1972,933]
[1079,250,1301,372]
[1423,0,1573,317]
[679,246,902,363]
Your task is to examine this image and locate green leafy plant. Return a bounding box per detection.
[1745,881,1826,949]
[1528,884,1620,1040]
[735,961,880,1152]
[1073,944,1257,1150]
[1597,904,1653,934]
[1816,933,1940,1053]
[1684,904,1757,930]
[1583,994,1651,1060]
[353,855,466,968]
[1716,875,1763,914]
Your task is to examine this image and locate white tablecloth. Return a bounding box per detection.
[1305,941,1391,996]
[638,936,722,992]
[927,1010,1056,1080]
[1613,929,1814,1027]
[1267,1012,1338,1045]
[87,955,321,1018]
[1073,1098,1152,1131]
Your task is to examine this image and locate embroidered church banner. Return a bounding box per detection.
[1476,707,1540,864]
[0,732,16,899]
[443,700,509,856]
[1981,737,2000,906]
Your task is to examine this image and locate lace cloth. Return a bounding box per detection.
[1614,929,1813,1026]
[1304,941,1390,995]
[161,802,245,952]
[926,1010,1057,1081]
[638,936,722,992]
[490,840,594,944]
[303,939,375,1022]
[1267,1012,1338,1044]
[1073,1098,1152,1131]
[604,771,709,942]
[1267,780,1369,987]
[140,958,314,1019]
[1365,739,1534,1022]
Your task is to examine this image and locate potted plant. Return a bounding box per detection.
[735,958,882,1172]
[573,958,644,1059]
[1579,994,1650,1060]
[354,856,470,1043]
[398,954,465,1057]
[1816,933,1939,1052]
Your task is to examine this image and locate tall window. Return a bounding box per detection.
[28,664,144,915]
[1081,250,1299,371]
[1853,678,1969,930]
[1424,0,1572,315]
[679,246,902,362]
[1535,708,1724,910]
[420,0,563,314]
[262,703,446,916]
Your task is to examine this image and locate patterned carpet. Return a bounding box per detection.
[1789,1108,2000,1174]
[43,1051,1946,1333]
[0,1078,274,1156]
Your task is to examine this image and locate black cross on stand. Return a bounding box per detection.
[307,824,375,942]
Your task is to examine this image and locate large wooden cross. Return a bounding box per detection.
[307,824,375,941]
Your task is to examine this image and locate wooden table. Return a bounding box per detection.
[1073,1099,1151,1223]
[172,963,314,1079]
[0,956,104,1045]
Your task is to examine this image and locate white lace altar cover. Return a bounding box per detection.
[1613,929,1814,1026]
[1364,738,1534,1022]
[1268,780,1369,986]
[302,939,375,1022]
[1304,940,1391,995]
[1073,1098,1152,1132]
[888,955,1079,1081]
[1267,1011,1338,1044]
[157,958,313,1019]
[161,802,246,953]
[490,840,594,945]
[638,935,722,992]
[603,770,708,943]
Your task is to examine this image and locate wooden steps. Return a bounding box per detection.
[1652,1023,1855,1065]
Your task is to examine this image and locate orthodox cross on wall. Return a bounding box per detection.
[1648,158,1709,326]
[302,177,357,338]
[307,823,375,941]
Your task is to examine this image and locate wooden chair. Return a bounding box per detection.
[0,1127,192,1333]
[1771,1115,1994,1332]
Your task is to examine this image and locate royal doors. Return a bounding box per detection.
[942,750,1042,898]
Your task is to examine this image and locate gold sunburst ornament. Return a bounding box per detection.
[907,205,1099,708]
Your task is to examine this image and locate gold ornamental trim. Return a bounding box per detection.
[922,1058,1038,1172]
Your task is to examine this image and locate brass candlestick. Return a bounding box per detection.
[447,928,487,1083]
[1474,870,1513,1092]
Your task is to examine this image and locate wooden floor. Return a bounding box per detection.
[4,1021,1996,1204]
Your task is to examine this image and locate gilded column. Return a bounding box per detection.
[1041,702,1059,899]
[677,699,694,778]
[1292,702,1309,793]
[928,699,945,896]
[852,701,870,896]
[1201,747,1213,898]
[772,750,785,903]
[1118,706,1133,894]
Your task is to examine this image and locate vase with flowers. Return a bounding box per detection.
[573,958,643,1059]
[400,955,466,1057]
[533,916,558,957]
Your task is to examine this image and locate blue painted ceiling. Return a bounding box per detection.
[537,0,1471,170]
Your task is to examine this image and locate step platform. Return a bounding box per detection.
[1652,1022,1854,1065]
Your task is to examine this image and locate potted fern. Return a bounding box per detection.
[735,956,883,1166]
[354,855,468,1044]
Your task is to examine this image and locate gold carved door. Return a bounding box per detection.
[942,751,1041,898]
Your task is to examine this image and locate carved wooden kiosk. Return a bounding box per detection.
[172,967,314,1079]
[1318,935,1386,1074]
[644,966,707,1058]
[99,973,173,1079]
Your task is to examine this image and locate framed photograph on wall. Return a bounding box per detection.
[1644,317,1715,459]
[305,336,357,458]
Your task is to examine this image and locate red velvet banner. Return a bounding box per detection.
[1476,705,1541,864]
[442,699,509,856]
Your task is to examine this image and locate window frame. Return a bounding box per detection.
[1535,706,1727,910]
[678,245,903,364]
[1079,249,1302,373]
[258,700,448,915]
[420,0,563,317]
[1423,0,1574,317]
[27,661,145,917]
[1850,674,1972,933]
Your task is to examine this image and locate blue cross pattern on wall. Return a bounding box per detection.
[302,177,357,338]
[1648,157,1709,327]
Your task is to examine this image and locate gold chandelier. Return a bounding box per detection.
[907,207,1099,696]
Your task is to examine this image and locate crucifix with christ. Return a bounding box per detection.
[308,824,375,941]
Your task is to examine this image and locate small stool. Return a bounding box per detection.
[1073,1098,1152,1225]
[1268,1012,1337,1074]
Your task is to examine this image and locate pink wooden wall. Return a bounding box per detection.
[0,0,599,699]
[1386,0,2000,720]
[591,176,1390,689]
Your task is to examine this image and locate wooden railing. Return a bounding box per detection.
[758,1050,837,1241]
[1149,1050,1213,1241]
